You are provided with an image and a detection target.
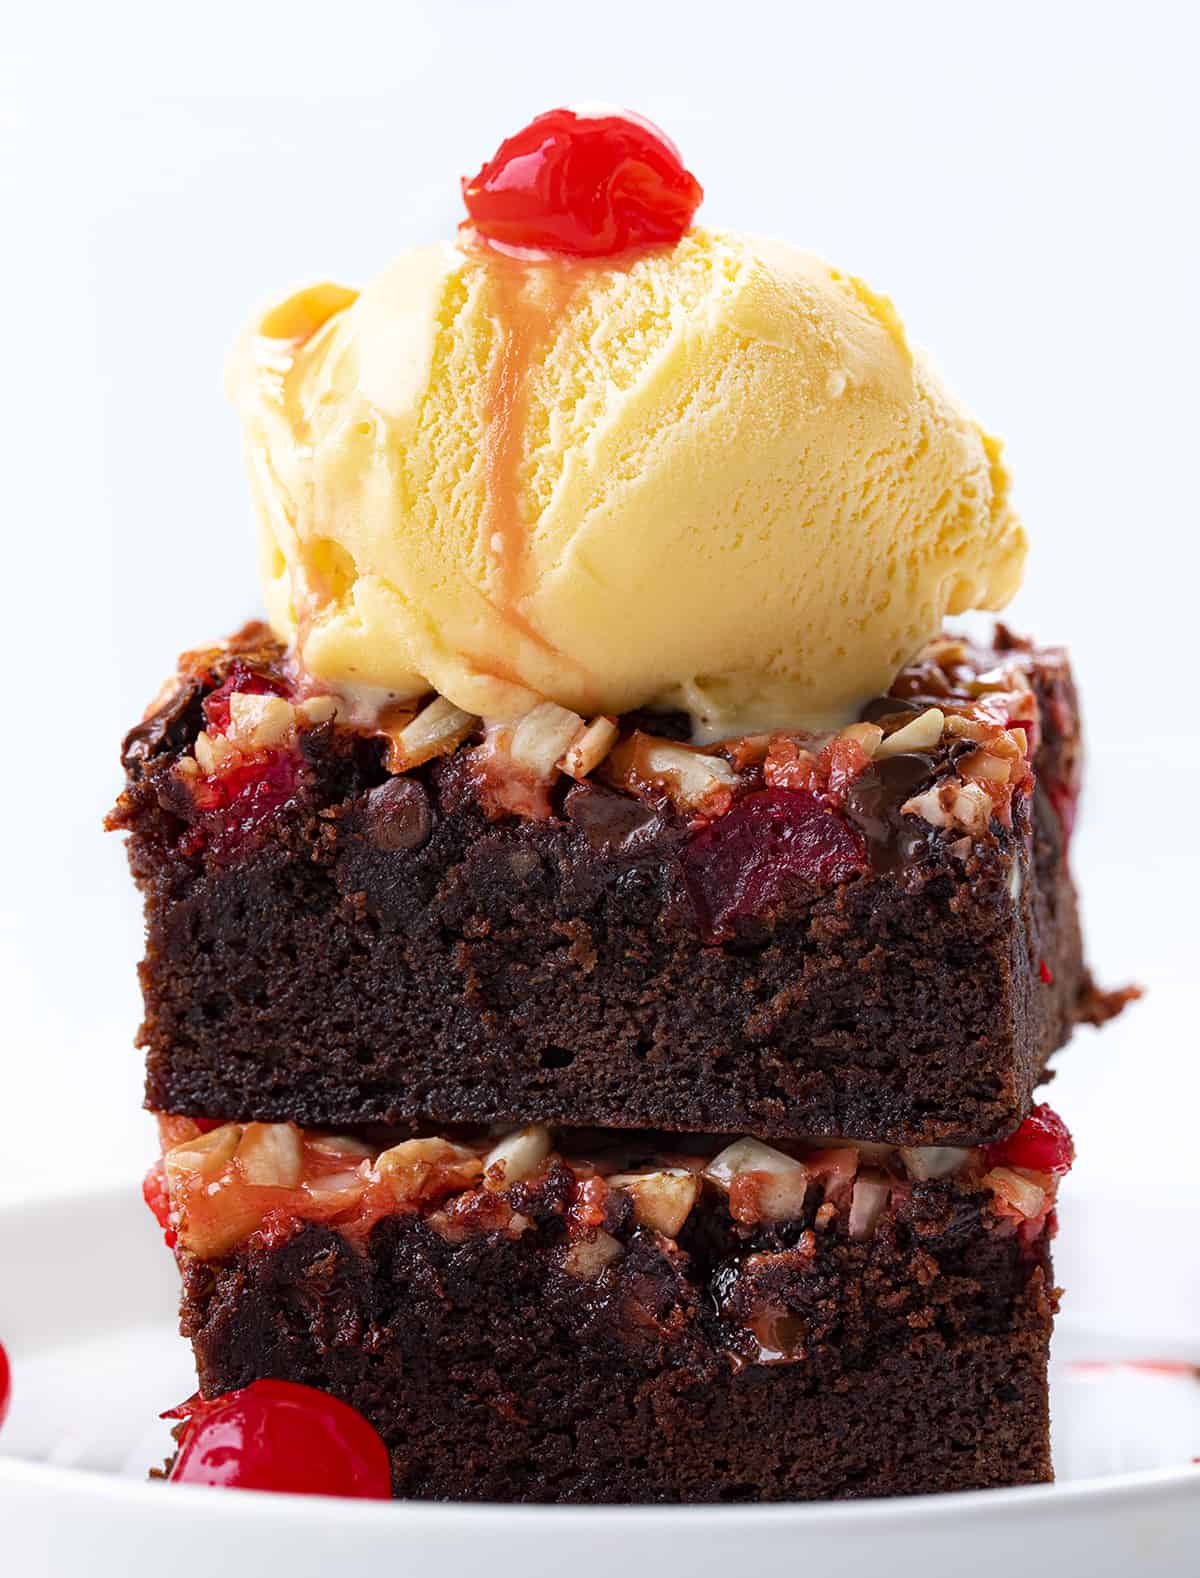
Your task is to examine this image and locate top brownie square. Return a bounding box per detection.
[110,625,1101,1146]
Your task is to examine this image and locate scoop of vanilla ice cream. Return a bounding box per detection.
[229,228,1025,738]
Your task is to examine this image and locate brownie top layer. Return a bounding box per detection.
[110,624,1077,945]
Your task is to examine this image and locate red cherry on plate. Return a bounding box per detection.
[462,106,702,257]
[984,1104,1074,1177]
[0,1340,11,1431]
[165,1380,391,1497]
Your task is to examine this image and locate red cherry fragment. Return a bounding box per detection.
[0,1340,10,1432]
[462,106,702,257]
[143,1161,177,1249]
[681,788,869,942]
[985,1104,1075,1178]
[166,1380,391,1498]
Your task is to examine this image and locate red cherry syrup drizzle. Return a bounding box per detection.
[165,1379,391,1497]
[462,106,702,257]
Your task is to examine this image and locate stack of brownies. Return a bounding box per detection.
[108,108,1126,1502]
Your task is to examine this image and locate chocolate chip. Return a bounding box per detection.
[564,782,669,857]
[843,752,937,869]
[121,678,205,775]
[361,777,433,852]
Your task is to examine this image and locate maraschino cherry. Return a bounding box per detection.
[166,1380,391,1497]
[985,1104,1074,1177]
[462,106,702,257]
[0,1340,11,1431]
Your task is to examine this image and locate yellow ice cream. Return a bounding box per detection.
[229,228,1025,738]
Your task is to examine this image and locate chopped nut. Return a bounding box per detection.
[984,1166,1047,1219]
[193,729,235,774]
[303,1167,368,1207]
[509,702,585,779]
[484,1125,552,1188]
[297,695,339,725]
[236,1122,303,1188]
[874,707,945,759]
[163,1123,241,1187]
[1008,858,1023,901]
[704,1137,808,1223]
[899,1146,971,1181]
[959,748,1011,784]
[307,1133,374,1158]
[641,740,739,811]
[607,1168,701,1237]
[227,691,297,749]
[838,721,884,758]
[987,730,1023,761]
[562,1230,623,1281]
[375,1137,483,1206]
[943,714,991,743]
[848,1169,891,1239]
[561,715,619,779]
[902,778,993,835]
[390,697,478,770]
[926,635,969,667]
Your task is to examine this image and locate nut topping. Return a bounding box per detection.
[847,1169,891,1239]
[227,692,297,750]
[875,707,945,759]
[902,778,993,835]
[560,715,619,780]
[607,1168,701,1237]
[374,1137,483,1207]
[704,1138,808,1224]
[484,1125,552,1188]
[164,1123,242,1186]
[388,696,478,771]
[508,703,586,779]
[561,1230,624,1281]
[236,1123,304,1189]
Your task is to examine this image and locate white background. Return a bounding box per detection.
[1,0,1197,1215]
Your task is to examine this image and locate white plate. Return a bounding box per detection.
[2,1188,1197,1578]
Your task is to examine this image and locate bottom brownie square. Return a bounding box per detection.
[154,1115,1067,1502]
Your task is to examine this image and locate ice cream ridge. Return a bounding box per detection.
[230,106,1025,743]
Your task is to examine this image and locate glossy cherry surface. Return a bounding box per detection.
[166,1380,392,1497]
[0,1340,10,1432]
[985,1104,1075,1177]
[462,106,702,256]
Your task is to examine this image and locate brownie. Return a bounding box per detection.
[159,1117,1061,1502]
[110,627,1095,1147]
